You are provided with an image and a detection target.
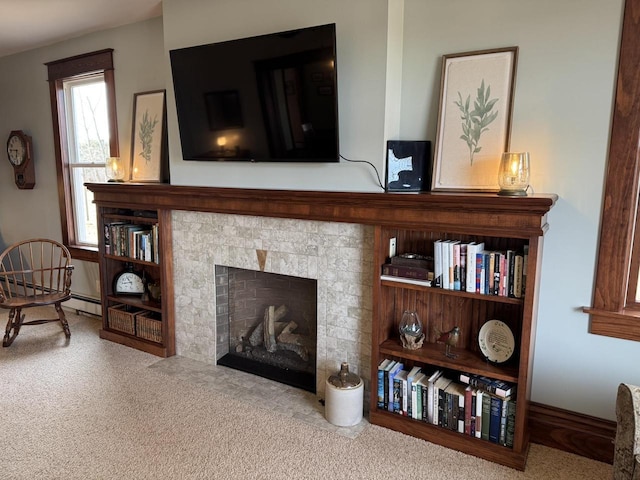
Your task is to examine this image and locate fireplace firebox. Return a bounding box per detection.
[215,266,317,392]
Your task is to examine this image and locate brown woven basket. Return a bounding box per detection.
[107,304,137,335]
[136,311,162,343]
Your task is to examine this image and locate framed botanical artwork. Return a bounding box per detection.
[385,140,432,192]
[431,47,518,192]
[130,90,167,182]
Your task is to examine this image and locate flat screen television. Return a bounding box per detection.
[169,23,339,162]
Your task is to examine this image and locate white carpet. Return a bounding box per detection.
[0,307,612,479]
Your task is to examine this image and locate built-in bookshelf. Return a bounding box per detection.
[95,205,175,357]
[86,183,556,467]
[370,197,555,471]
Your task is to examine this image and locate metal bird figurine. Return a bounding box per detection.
[435,326,460,358]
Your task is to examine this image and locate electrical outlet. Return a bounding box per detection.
[389,237,397,258]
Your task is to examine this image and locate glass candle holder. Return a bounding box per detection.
[399,310,425,350]
[106,156,126,182]
[497,152,530,196]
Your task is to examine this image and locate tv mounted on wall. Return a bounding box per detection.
[169,23,339,162]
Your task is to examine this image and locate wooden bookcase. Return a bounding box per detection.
[95,204,175,357]
[369,197,555,471]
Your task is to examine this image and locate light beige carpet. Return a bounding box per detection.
[0,307,612,479]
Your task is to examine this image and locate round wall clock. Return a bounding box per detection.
[6,130,36,189]
[478,319,515,364]
[113,265,145,295]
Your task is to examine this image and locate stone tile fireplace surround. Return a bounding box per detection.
[171,211,374,399]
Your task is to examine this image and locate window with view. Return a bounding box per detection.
[46,49,118,262]
[64,75,110,245]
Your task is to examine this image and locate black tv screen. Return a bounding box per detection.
[169,23,339,162]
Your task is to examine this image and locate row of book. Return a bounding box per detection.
[104,222,159,263]
[434,240,528,298]
[377,359,516,447]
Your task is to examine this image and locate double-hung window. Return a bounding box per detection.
[46,49,118,262]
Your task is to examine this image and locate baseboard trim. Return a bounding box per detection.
[529,401,616,464]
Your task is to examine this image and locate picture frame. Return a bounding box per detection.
[385,140,432,192]
[431,47,518,192]
[130,90,167,183]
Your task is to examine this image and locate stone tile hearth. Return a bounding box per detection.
[149,355,369,438]
[170,211,374,400]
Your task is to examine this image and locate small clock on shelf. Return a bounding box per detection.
[6,130,36,189]
[113,264,145,296]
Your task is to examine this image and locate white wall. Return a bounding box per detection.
[163,0,391,191]
[0,17,165,301]
[0,0,637,421]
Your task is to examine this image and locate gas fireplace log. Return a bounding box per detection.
[264,305,288,353]
[248,323,264,347]
[277,342,309,362]
[277,320,308,347]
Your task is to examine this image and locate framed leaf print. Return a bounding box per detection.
[130,90,167,182]
[431,47,518,192]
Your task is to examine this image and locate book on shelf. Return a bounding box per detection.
[393,369,408,414]
[481,392,492,441]
[504,399,517,447]
[433,239,443,288]
[499,397,510,445]
[488,251,496,294]
[513,253,524,298]
[381,264,433,281]
[459,243,467,292]
[459,372,516,398]
[466,242,484,292]
[414,373,429,421]
[464,385,474,436]
[488,395,502,443]
[390,254,433,270]
[448,240,460,291]
[382,360,397,410]
[441,240,451,289]
[426,370,443,424]
[507,250,516,297]
[387,362,404,412]
[377,359,392,408]
[433,375,453,426]
[476,251,485,294]
[492,252,501,296]
[475,389,484,438]
[453,242,461,290]
[406,366,422,417]
[380,275,432,287]
[443,382,467,433]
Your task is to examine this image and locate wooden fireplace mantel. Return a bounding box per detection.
[86,183,557,238]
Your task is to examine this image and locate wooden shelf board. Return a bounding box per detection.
[369,409,528,471]
[104,254,160,268]
[103,213,158,224]
[99,329,168,357]
[381,278,523,305]
[379,339,519,383]
[107,295,162,313]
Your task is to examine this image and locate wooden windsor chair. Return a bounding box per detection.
[0,238,74,347]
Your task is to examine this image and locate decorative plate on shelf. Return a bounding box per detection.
[478,319,515,364]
